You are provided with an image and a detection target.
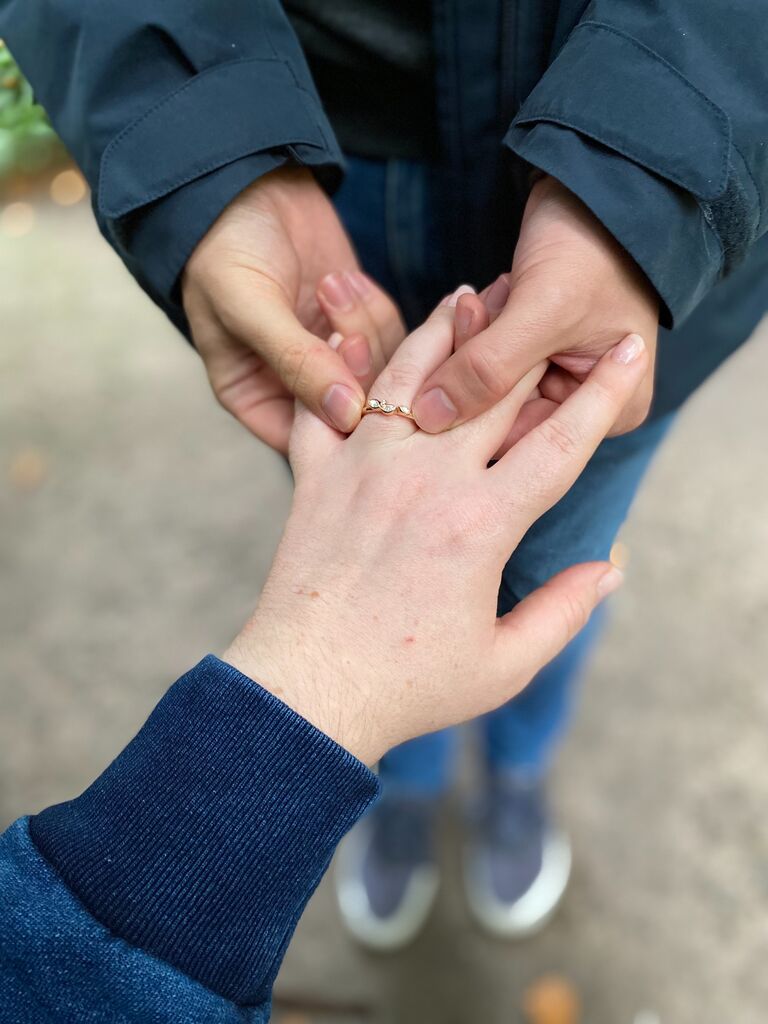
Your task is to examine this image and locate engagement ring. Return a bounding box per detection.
[362,398,416,422]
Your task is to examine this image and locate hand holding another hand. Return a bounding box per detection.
[182,167,404,453]
[225,289,649,765]
[413,174,659,440]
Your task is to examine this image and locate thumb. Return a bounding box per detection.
[240,288,366,433]
[412,296,550,433]
[492,562,623,694]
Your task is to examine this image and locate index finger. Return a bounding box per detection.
[487,333,649,529]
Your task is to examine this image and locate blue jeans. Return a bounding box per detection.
[333,156,673,793]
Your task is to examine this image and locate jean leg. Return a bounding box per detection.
[483,412,675,776]
[375,729,461,797]
[331,156,400,300]
[484,608,604,775]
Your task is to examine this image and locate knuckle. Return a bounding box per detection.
[461,344,508,402]
[586,377,618,409]
[559,590,590,638]
[378,360,421,393]
[276,340,314,394]
[538,416,582,458]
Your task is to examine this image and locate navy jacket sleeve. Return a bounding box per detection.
[505,2,768,328]
[0,656,380,1020]
[0,0,343,335]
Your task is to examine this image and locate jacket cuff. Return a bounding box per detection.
[96,57,344,334]
[504,20,737,327]
[29,655,380,1005]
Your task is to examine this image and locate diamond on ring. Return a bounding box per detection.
[362,398,416,422]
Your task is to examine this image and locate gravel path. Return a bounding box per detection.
[2,200,766,1024]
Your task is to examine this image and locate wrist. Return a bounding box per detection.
[224,620,384,766]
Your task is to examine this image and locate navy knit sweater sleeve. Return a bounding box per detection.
[0,655,380,1021]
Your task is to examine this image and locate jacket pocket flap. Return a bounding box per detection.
[512,22,730,202]
[98,58,329,219]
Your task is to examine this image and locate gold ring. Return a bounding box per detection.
[362,398,416,422]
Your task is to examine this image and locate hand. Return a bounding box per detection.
[224,288,649,765]
[412,174,659,438]
[182,166,405,453]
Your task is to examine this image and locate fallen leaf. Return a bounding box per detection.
[9,448,48,491]
[522,974,581,1024]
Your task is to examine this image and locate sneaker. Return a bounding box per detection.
[464,772,571,938]
[335,792,440,951]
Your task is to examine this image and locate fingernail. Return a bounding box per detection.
[413,387,458,432]
[486,275,510,312]
[322,383,360,432]
[447,284,476,308]
[596,566,624,599]
[348,271,373,299]
[612,333,645,365]
[328,331,343,350]
[455,303,475,335]
[340,334,372,379]
[319,272,355,312]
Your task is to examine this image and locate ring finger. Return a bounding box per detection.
[357,285,476,442]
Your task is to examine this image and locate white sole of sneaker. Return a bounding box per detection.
[463,828,572,939]
[334,829,440,952]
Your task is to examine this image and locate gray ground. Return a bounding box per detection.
[1,200,766,1024]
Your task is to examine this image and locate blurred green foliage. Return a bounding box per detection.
[0,41,66,179]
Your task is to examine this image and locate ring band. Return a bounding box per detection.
[362,398,416,422]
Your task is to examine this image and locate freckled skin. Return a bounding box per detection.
[310,591,320,599]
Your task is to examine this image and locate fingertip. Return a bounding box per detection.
[317,272,356,313]
[347,270,374,300]
[484,274,510,313]
[596,564,624,600]
[611,333,646,366]
[338,332,373,381]
[454,293,489,348]
[447,283,477,308]
[321,381,363,433]
[412,386,458,433]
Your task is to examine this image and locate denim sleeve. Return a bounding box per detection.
[504,6,768,328]
[0,0,343,335]
[0,657,380,1019]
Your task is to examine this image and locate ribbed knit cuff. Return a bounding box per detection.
[30,656,380,1005]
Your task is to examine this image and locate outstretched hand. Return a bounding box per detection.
[182,167,405,453]
[225,287,648,765]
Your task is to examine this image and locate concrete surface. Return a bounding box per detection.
[1,199,766,1024]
